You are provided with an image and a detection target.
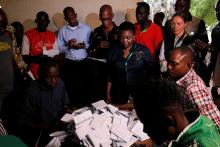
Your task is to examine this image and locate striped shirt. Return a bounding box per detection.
[0,119,7,136]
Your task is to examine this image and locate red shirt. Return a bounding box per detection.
[135,20,163,59]
[24,28,56,79]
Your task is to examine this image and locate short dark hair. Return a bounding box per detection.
[136,2,150,12]
[0,8,8,30]
[38,58,59,79]
[63,7,75,17]
[154,12,165,20]
[134,78,182,122]
[11,21,24,32]
[118,21,135,34]
[36,11,49,21]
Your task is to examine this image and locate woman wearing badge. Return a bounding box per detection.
[106,21,155,107]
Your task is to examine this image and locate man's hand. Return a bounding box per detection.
[132,138,153,147]
[77,42,86,49]
[68,38,77,48]
[99,41,110,49]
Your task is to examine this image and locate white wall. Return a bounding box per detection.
[0,0,143,31]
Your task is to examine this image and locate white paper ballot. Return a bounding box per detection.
[46,137,61,147]
[60,113,74,122]
[87,57,107,63]
[129,120,150,141]
[43,49,59,57]
[73,110,93,125]
[59,100,152,147]
[91,100,108,109]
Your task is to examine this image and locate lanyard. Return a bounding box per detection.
[125,45,136,73]
[38,31,48,46]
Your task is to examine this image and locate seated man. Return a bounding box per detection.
[134,78,220,146]
[17,58,69,146]
[167,46,220,130]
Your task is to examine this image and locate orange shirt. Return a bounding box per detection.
[135,21,163,59]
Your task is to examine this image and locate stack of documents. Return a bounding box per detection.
[59,100,149,147]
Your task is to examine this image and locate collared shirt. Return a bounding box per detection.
[176,69,220,129]
[89,22,119,59]
[57,23,92,61]
[168,111,220,147]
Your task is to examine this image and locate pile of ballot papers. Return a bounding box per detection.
[47,100,149,147]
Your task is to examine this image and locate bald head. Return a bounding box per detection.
[100,4,113,14]
[99,4,114,26]
[173,46,193,64]
[168,46,194,80]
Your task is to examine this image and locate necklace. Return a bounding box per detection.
[38,30,48,50]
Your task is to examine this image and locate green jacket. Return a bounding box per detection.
[169,115,220,147]
[0,135,27,147]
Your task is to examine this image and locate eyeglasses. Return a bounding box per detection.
[100,17,112,21]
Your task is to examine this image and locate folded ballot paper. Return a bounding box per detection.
[58,100,149,147]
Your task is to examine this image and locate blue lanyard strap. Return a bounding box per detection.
[125,44,136,72]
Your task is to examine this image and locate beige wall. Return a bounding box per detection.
[0,0,143,31]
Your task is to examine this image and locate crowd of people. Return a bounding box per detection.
[0,0,220,146]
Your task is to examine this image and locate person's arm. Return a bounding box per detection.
[85,26,92,49]
[187,83,220,128]
[0,119,7,135]
[106,81,112,104]
[154,26,163,56]
[52,39,58,50]
[57,28,68,54]
[113,103,134,111]
[21,35,30,55]
[208,28,220,73]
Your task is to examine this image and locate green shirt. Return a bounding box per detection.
[0,135,27,147]
[169,115,220,147]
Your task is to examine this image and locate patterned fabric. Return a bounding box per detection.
[0,119,7,136]
[176,69,220,130]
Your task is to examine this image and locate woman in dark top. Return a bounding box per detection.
[106,21,154,105]
[159,12,192,74]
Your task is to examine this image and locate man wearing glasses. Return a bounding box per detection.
[88,5,119,101]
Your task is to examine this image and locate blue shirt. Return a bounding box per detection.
[57,23,92,61]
